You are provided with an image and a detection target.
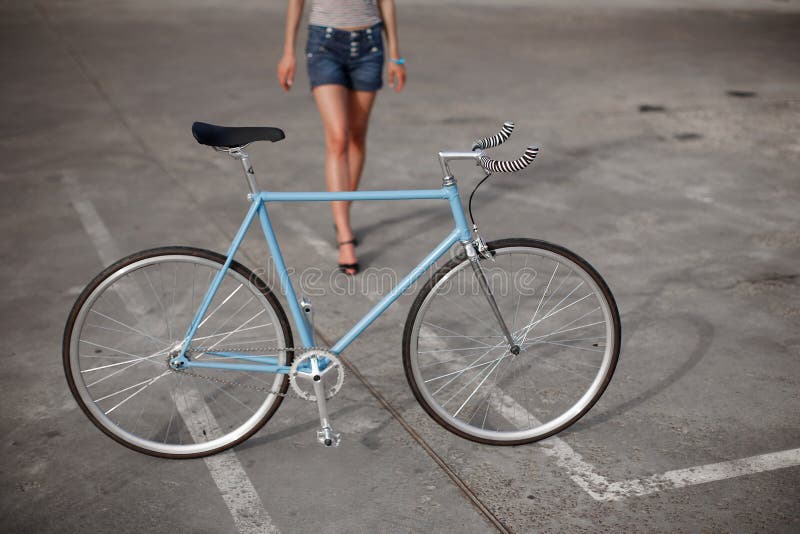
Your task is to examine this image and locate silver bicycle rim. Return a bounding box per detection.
[68,254,287,456]
[409,245,616,442]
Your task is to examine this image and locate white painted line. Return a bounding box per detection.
[601,447,800,501]
[202,451,279,533]
[63,172,122,265]
[494,389,800,501]
[64,172,280,533]
[492,391,612,501]
[174,389,278,534]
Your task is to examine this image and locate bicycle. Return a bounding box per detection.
[63,121,621,458]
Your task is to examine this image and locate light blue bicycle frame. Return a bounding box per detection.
[172,184,472,374]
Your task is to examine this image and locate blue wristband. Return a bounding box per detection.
[390,57,406,65]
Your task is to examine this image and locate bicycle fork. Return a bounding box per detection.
[464,243,520,355]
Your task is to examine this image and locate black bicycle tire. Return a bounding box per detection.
[402,238,621,446]
[63,246,294,458]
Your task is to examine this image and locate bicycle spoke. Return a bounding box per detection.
[521,281,586,336]
[84,323,138,336]
[189,323,274,343]
[437,291,502,336]
[163,374,182,443]
[85,348,169,388]
[522,307,600,343]
[418,334,506,340]
[453,357,505,417]
[431,340,509,396]
[538,268,572,319]
[197,283,244,328]
[105,371,170,415]
[202,309,266,351]
[547,335,606,344]
[440,354,500,408]
[89,309,168,347]
[424,355,506,383]
[94,376,166,403]
[530,263,558,328]
[143,270,172,341]
[418,345,497,354]
[421,321,494,348]
[511,254,530,332]
[79,341,169,372]
[522,313,604,345]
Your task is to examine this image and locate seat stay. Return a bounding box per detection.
[175,198,262,362]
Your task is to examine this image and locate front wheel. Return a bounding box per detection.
[403,238,620,445]
[63,246,294,458]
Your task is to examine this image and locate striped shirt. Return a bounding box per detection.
[309,0,382,29]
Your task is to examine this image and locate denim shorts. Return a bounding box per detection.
[306,23,384,92]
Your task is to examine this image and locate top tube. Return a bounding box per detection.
[258,189,451,202]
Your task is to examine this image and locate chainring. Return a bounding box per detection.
[289,349,345,401]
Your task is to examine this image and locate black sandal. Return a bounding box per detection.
[337,239,360,275]
[333,225,358,247]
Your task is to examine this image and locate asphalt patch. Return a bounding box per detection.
[726,90,757,98]
[638,104,666,112]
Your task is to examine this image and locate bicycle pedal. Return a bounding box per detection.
[316,427,342,447]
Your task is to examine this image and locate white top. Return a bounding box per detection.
[309,0,382,29]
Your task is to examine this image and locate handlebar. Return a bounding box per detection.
[438,121,540,179]
[472,121,539,174]
[479,147,539,173]
[471,121,515,150]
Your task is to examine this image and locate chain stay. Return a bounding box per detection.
[169,345,328,397]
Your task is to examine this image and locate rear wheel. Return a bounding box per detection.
[63,246,294,458]
[403,238,620,445]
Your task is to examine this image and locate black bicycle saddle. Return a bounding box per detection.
[191,121,285,148]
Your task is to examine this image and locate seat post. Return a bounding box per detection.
[227,146,259,196]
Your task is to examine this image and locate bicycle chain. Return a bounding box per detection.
[168,345,329,398]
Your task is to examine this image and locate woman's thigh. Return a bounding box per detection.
[312,84,350,147]
[347,90,377,139]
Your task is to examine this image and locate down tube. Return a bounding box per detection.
[331,228,462,354]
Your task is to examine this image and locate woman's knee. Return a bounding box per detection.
[349,128,367,150]
[325,129,350,156]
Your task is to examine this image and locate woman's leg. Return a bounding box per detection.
[312,84,358,272]
[346,90,378,205]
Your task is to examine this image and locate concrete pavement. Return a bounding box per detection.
[1,1,799,532]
